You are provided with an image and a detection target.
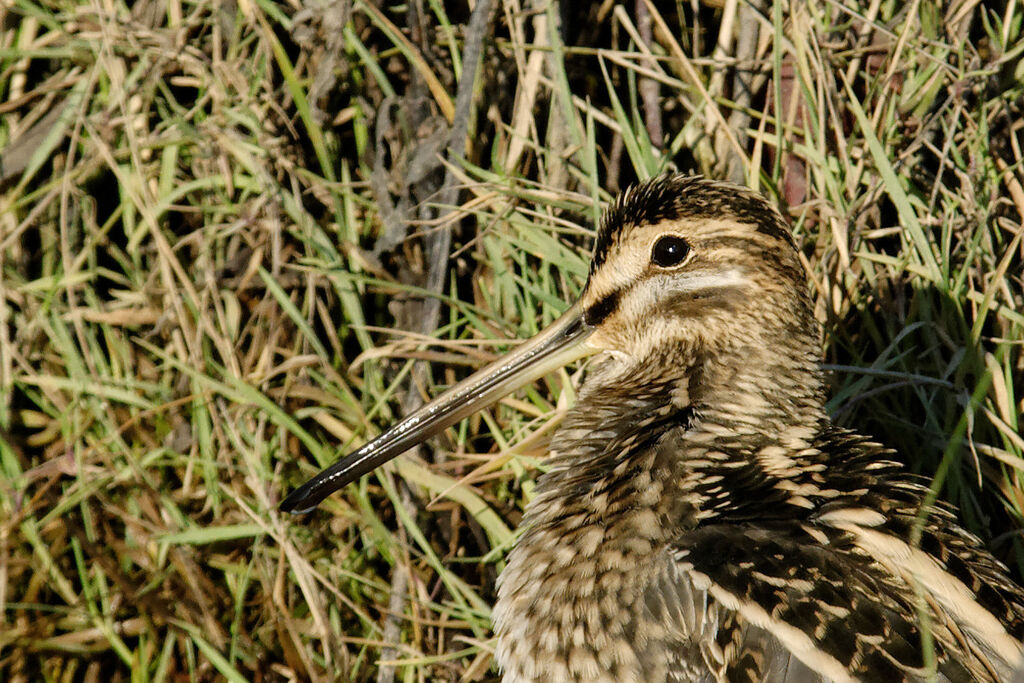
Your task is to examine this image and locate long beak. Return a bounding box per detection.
[280,302,595,514]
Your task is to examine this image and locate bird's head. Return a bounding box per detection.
[579,174,815,369]
[280,175,818,514]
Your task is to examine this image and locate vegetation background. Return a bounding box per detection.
[1,0,1022,680]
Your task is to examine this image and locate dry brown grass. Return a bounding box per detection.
[1,0,1022,680]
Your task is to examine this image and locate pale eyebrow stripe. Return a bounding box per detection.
[669,269,748,292]
[586,268,748,327]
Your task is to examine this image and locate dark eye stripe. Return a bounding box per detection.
[585,290,621,326]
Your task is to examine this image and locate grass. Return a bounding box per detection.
[1,0,1022,680]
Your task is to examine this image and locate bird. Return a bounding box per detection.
[281,174,1024,682]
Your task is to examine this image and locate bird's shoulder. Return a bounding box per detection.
[808,425,1024,640]
[658,423,1024,681]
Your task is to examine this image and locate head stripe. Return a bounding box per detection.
[592,175,795,276]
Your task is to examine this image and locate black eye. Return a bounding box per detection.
[651,235,690,267]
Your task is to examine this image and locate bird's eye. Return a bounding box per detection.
[651,235,691,268]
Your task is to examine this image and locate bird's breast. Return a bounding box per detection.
[492,520,712,683]
[491,423,710,683]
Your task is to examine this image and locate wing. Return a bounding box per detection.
[640,545,826,683]
[669,518,1015,682]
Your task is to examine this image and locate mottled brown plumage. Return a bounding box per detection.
[283,175,1024,682]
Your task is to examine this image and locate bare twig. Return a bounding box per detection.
[724,0,764,184]
[421,0,496,330]
[376,484,416,683]
[379,4,496,680]
[635,0,663,148]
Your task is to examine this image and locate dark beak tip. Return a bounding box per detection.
[279,489,320,515]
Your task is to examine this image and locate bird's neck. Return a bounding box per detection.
[686,338,828,449]
[527,338,830,533]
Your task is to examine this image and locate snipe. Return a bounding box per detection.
[282,175,1024,682]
